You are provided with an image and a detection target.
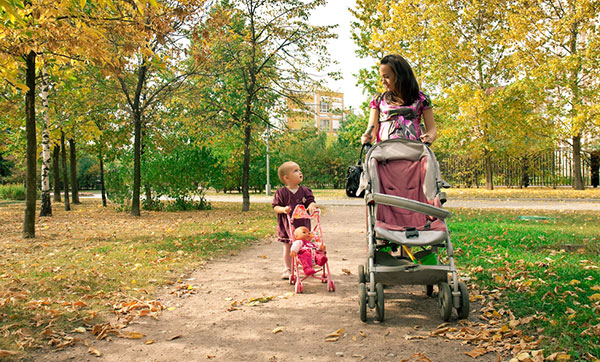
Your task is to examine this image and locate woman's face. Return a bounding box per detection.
[379,64,397,93]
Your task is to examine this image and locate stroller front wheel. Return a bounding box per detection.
[438,282,452,321]
[358,264,366,284]
[358,282,367,322]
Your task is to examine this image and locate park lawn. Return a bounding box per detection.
[0,200,277,357]
[448,208,600,360]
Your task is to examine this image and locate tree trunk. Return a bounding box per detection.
[40,69,52,217]
[131,116,142,216]
[144,183,152,210]
[591,151,599,188]
[69,138,80,204]
[61,130,71,211]
[241,123,252,211]
[52,144,61,202]
[98,148,107,207]
[572,135,584,190]
[484,150,494,190]
[23,50,37,238]
[520,156,529,188]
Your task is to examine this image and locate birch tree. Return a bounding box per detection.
[39,67,52,216]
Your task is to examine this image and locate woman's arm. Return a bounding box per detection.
[420,108,437,144]
[361,108,379,144]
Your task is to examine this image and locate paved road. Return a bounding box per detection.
[203,194,600,211]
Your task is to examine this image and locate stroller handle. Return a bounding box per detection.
[367,192,451,220]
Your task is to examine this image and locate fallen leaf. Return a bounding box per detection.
[144,340,155,345]
[167,335,181,341]
[342,268,351,275]
[589,293,600,302]
[359,330,367,337]
[325,336,340,342]
[0,350,18,357]
[167,306,176,311]
[272,327,283,334]
[88,347,102,357]
[73,327,87,333]
[326,328,344,338]
[207,356,216,359]
[121,331,145,339]
[465,347,489,358]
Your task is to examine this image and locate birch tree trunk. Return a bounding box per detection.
[40,68,52,217]
[69,138,80,204]
[99,149,107,207]
[52,144,61,202]
[61,130,71,211]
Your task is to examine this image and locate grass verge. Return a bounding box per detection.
[448,208,600,360]
[0,200,276,358]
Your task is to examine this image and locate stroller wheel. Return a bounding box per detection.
[295,281,303,294]
[456,281,470,320]
[358,283,367,322]
[438,282,452,321]
[328,279,335,292]
[425,285,434,297]
[375,282,385,322]
[289,273,296,285]
[358,265,366,284]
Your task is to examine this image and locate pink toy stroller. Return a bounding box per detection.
[286,205,335,293]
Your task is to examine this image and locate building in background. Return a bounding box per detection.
[286,90,344,133]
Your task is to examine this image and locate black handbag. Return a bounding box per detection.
[345,144,367,198]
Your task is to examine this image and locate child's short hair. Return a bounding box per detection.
[278,161,298,184]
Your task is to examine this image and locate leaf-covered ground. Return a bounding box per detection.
[0,200,275,358]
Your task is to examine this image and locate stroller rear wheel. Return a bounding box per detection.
[358,265,366,284]
[358,283,367,322]
[375,282,385,322]
[456,281,470,319]
[438,282,452,321]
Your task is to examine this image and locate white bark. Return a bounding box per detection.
[40,68,52,216]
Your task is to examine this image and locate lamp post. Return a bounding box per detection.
[265,124,271,196]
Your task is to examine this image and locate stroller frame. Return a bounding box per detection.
[286,205,335,294]
[357,138,469,322]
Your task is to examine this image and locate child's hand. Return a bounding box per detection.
[420,132,434,144]
[307,203,317,215]
[319,244,326,251]
[284,206,291,214]
[290,251,296,257]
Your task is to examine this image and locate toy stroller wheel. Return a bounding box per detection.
[438,282,452,321]
[375,282,385,322]
[456,281,470,320]
[295,281,303,294]
[358,265,366,284]
[328,279,335,292]
[425,285,434,297]
[289,273,296,285]
[358,283,367,322]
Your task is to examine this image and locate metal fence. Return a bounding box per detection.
[437,148,594,188]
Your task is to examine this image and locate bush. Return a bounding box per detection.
[0,183,26,200]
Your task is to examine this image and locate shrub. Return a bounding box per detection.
[0,183,26,200]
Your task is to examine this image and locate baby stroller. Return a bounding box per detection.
[286,205,335,294]
[356,138,469,322]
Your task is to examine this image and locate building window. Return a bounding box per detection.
[320,119,330,131]
[320,102,330,113]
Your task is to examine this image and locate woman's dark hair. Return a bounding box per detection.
[380,54,420,105]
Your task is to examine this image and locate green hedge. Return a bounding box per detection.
[0,184,40,200]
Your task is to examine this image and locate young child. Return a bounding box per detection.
[361,54,437,145]
[290,226,327,276]
[272,161,317,280]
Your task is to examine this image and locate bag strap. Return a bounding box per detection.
[357,143,367,166]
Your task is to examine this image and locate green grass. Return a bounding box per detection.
[448,208,600,360]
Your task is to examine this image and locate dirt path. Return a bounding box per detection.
[37,205,495,362]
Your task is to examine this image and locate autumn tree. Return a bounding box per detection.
[0,0,155,237]
[351,0,551,189]
[191,0,336,211]
[507,0,600,189]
